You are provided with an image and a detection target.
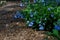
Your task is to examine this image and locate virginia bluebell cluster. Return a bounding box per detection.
[14,0,60,32]
[14,11,24,19]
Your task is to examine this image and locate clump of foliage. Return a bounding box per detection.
[22,0,57,31]
[14,0,60,39]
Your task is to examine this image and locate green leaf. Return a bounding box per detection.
[36,19,39,23]
[53,29,59,36]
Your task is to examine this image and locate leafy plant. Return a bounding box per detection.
[18,0,60,39]
[22,0,58,31]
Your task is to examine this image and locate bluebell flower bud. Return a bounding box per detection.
[28,22,34,27]
[39,25,44,30]
[30,14,33,17]
[39,24,41,26]
[14,11,21,19]
[54,25,60,30]
[28,21,34,27]
[33,0,37,3]
[48,8,51,11]
[43,23,45,26]
[50,13,54,18]
[14,11,24,19]
[20,3,24,7]
[30,12,34,18]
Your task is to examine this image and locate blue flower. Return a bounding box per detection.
[14,11,24,19]
[33,0,37,3]
[28,21,34,27]
[20,3,24,7]
[54,25,60,31]
[39,24,41,26]
[39,24,44,30]
[43,23,45,26]
[30,12,34,18]
[30,14,33,18]
[48,8,51,11]
[50,13,54,18]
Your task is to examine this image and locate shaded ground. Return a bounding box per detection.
[0,2,58,40]
[0,28,57,40]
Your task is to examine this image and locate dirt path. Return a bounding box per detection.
[0,2,20,11]
[0,2,21,22]
[0,28,57,40]
[0,2,25,28]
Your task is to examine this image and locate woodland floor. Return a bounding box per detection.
[0,2,58,40]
